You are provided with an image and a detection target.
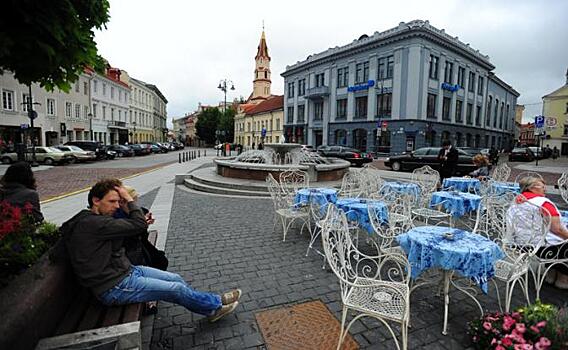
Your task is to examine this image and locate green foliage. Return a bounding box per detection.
[219,108,236,143]
[195,107,221,145]
[0,0,110,91]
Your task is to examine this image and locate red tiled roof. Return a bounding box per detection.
[247,95,283,115]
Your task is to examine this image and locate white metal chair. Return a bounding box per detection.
[410,166,452,226]
[558,172,568,205]
[490,163,511,182]
[279,169,309,201]
[360,165,385,198]
[266,174,311,242]
[514,171,543,184]
[321,205,411,350]
[338,172,364,198]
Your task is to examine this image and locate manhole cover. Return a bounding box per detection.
[255,300,359,350]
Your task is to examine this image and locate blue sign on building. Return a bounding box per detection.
[261,127,267,138]
[441,82,460,92]
[534,115,545,128]
[348,80,375,92]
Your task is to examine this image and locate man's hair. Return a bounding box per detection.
[442,140,451,147]
[88,178,123,207]
[1,161,36,189]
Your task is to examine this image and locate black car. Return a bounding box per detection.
[509,147,535,162]
[108,144,134,157]
[129,144,152,156]
[384,147,475,174]
[141,142,168,153]
[65,140,107,159]
[317,145,373,167]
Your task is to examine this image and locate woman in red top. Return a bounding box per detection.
[518,176,568,289]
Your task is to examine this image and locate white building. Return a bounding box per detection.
[90,67,131,144]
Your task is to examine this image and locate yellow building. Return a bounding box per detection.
[234,29,283,146]
[542,69,568,155]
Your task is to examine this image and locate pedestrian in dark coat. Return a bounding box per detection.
[0,162,44,223]
[438,140,459,181]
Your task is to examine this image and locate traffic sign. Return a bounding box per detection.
[545,117,558,128]
[20,123,29,129]
[28,110,38,120]
[534,115,545,128]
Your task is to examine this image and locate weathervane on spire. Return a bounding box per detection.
[262,20,264,31]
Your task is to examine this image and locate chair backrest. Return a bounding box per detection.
[490,163,511,182]
[514,171,543,184]
[504,196,551,257]
[473,192,516,240]
[367,199,406,252]
[359,166,385,197]
[266,173,289,210]
[338,172,364,198]
[279,169,308,198]
[411,166,439,193]
[558,173,568,205]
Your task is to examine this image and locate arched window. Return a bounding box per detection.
[466,133,472,147]
[335,129,347,146]
[441,131,451,145]
[455,132,463,147]
[353,128,367,151]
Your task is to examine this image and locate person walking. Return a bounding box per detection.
[552,146,559,160]
[437,140,459,181]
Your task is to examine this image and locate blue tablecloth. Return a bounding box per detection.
[430,191,482,217]
[491,182,520,195]
[561,210,568,227]
[397,226,504,293]
[336,198,388,234]
[381,181,421,198]
[294,188,338,211]
[443,177,480,193]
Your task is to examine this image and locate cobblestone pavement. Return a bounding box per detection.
[150,188,567,350]
[35,162,174,201]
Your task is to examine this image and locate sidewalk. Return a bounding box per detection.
[513,157,568,174]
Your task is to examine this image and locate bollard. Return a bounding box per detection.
[198,150,201,157]
[178,153,181,163]
[190,151,193,160]
[193,150,196,159]
[182,152,186,162]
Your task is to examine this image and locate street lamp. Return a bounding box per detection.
[217,79,235,146]
[130,121,137,143]
[88,112,93,141]
[22,84,40,167]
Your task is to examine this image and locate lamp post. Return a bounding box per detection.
[217,79,235,147]
[23,84,40,167]
[131,121,137,143]
[88,112,93,141]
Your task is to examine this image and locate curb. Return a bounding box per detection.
[39,164,169,205]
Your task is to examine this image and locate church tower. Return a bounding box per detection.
[250,29,271,103]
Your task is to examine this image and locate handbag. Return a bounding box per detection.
[141,239,169,271]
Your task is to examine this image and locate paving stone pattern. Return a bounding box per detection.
[150,188,567,350]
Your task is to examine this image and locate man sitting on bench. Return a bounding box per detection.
[60,178,240,322]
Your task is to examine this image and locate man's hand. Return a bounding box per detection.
[145,212,155,225]
[115,186,134,203]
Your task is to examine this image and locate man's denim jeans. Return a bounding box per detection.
[99,266,221,315]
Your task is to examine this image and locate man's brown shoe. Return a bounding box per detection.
[221,289,242,305]
[208,301,238,323]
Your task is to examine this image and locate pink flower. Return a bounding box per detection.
[496,346,506,350]
[503,315,516,331]
[530,325,541,334]
[502,337,513,347]
[491,338,498,345]
[483,322,493,330]
[516,323,526,333]
[536,321,547,328]
[537,337,551,349]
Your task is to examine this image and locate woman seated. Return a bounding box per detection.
[467,154,490,179]
[510,176,568,289]
[0,162,44,223]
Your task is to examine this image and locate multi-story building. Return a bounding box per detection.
[519,122,535,146]
[91,67,130,144]
[147,84,168,142]
[281,20,519,154]
[119,72,153,143]
[1,69,91,147]
[542,69,568,155]
[172,115,187,144]
[514,104,525,146]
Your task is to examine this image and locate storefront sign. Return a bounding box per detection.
[20,123,29,129]
[348,80,375,92]
[545,117,558,128]
[441,82,460,92]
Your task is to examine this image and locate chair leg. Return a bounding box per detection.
[281,216,288,242]
[401,320,408,350]
[336,306,348,350]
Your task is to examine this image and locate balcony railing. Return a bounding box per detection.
[305,86,330,99]
[107,120,127,128]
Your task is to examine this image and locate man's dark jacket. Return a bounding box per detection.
[60,202,148,296]
[0,183,44,223]
[438,147,459,176]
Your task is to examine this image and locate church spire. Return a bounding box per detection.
[255,26,270,60]
[250,25,271,102]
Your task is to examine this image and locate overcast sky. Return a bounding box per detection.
[94,0,568,127]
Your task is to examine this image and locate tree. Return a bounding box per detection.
[0,0,110,91]
[196,108,221,145]
[219,107,236,143]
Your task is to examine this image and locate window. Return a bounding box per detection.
[506,104,510,129]
[355,62,369,83]
[477,76,484,95]
[298,79,305,96]
[287,107,294,123]
[22,93,31,112]
[313,101,323,121]
[119,91,122,102]
[499,102,504,128]
[83,82,88,95]
[75,104,81,119]
[337,67,349,88]
[65,102,72,117]
[315,73,325,87]
[457,67,465,87]
[377,93,392,118]
[486,96,492,126]
[565,102,568,114]
[442,97,451,121]
[476,105,481,125]
[2,90,14,110]
[493,99,499,127]
[119,110,122,120]
[93,80,98,93]
[564,124,568,136]
[386,56,394,79]
[466,103,473,124]
[46,98,55,116]
[102,106,107,120]
[355,96,367,118]
[378,58,385,80]
[102,83,107,95]
[444,62,453,84]
[298,105,305,122]
[468,72,475,92]
[427,94,437,118]
[455,100,463,122]
[92,103,97,118]
[75,82,79,93]
[84,106,89,119]
[336,99,347,118]
[429,55,439,79]
[110,87,115,99]
[287,82,295,98]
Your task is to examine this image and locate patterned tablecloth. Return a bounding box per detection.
[397,226,504,293]
[294,188,338,211]
[443,177,480,193]
[561,210,568,227]
[335,198,388,234]
[381,181,421,198]
[491,181,521,195]
[430,191,482,217]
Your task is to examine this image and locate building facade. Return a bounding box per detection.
[519,123,535,146]
[147,84,168,142]
[281,20,519,154]
[172,115,187,144]
[542,69,568,155]
[1,70,91,147]
[235,96,283,147]
[91,67,130,144]
[119,72,155,143]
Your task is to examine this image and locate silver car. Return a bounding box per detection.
[55,145,96,162]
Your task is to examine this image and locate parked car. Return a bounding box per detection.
[459,147,483,156]
[55,145,96,162]
[527,147,544,160]
[300,145,316,152]
[107,144,134,157]
[32,147,74,165]
[129,144,152,156]
[384,147,475,174]
[509,147,535,162]
[317,145,373,167]
[0,150,18,164]
[141,141,168,153]
[65,141,107,159]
